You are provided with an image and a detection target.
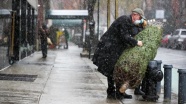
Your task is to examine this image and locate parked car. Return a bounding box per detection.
[161,34,171,47]
[181,38,186,50]
[167,29,186,49]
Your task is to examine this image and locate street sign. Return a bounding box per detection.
[156,10,164,19]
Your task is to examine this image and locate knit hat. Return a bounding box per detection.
[132,8,146,19]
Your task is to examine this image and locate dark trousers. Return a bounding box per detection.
[107,76,115,94]
[107,75,123,95]
[65,39,68,49]
[41,38,47,57]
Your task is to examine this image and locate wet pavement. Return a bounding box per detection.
[155,48,186,69]
[154,48,186,94]
[0,43,179,104]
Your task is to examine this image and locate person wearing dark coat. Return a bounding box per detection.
[64,28,69,49]
[92,8,147,99]
[39,23,49,58]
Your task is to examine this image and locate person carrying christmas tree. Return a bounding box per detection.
[92,8,147,99]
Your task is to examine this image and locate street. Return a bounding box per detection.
[0,43,121,104]
[1,0,186,103]
[155,47,186,94]
[155,47,186,69]
[0,44,181,104]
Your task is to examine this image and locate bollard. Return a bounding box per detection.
[177,69,186,104]
[163,64,173,102]
[156,60,162,94]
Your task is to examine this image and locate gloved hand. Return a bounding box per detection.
[137,41,143,47]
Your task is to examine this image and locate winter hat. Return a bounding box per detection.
[132,8,146,19]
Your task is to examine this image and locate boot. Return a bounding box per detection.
[107,87,116,99]
[123,93,133,99]
[116,91,132,99]
[107,76,116,99]
[134,85,145,95]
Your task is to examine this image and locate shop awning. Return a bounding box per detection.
[46,10,88,19]
[52,19,82,27]
[27,0,38,10]
[0,9,11,18]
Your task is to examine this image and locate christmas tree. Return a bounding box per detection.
[113,25,162,93]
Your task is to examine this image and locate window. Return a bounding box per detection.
[172,31,179,36]
[181,31,186,35]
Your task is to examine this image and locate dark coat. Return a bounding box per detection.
[92,15,143,77]
[64,29,69,40]
[39,27,49,57]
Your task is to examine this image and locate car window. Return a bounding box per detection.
[167,35,171,38]
[172,31,179,36]
[181,31,186,35]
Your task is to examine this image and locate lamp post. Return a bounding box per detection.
[115,0,118,19]
[80,0,96,58]
[107,0,110,28]
[97,0,100,40]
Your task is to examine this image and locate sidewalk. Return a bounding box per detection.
[0,42,178,104]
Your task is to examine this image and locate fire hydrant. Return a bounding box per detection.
[141,60,164,102]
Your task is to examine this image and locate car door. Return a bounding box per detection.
[170,30,179,42]
[179,30,186,42]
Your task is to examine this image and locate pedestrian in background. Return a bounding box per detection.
[64,28,69,49]
[39,23,49,58]
[92,8,147,99]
